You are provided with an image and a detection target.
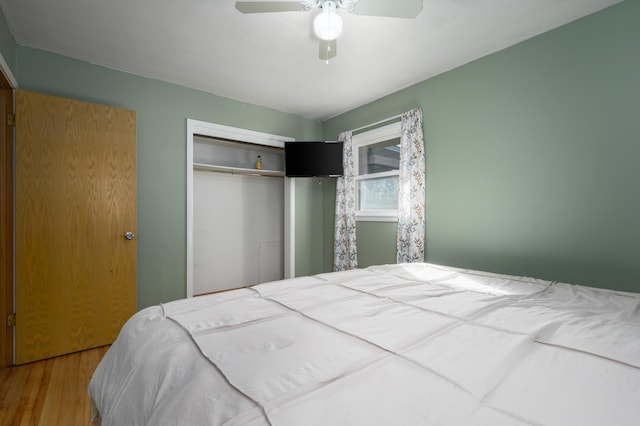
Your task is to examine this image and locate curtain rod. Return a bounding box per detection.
[350,113,403,134]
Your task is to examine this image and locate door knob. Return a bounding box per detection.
[124,232,135,240]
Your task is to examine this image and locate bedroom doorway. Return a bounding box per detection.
[0,64,15,369]
[14,90,137,364]
[186,119,295,297]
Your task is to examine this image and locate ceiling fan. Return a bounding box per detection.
[235,0,423,62]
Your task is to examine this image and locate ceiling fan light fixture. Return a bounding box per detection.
[313,1,343,41]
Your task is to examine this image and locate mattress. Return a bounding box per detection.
[89,263,640,425]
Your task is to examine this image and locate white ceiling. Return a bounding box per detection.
[0,0,621,120]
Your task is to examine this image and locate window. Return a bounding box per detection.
[352,121,402,222]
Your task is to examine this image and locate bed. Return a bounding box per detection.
[89,263,640,425]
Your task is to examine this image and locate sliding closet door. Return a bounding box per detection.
[193,171,283,294]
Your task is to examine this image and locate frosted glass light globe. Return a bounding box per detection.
[313,2,343,41]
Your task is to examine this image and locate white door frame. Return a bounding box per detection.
[186,119,295,297]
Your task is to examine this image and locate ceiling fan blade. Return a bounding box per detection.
[235,2,307,14]
[319,39,337,61]
[348,0,422,18]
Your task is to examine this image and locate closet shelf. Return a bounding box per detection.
[193,162,284,177]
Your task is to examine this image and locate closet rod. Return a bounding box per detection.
[193,162,284,178]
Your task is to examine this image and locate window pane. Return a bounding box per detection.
[358,176,398,210]
[358,138,400,175]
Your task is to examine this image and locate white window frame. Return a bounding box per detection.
[352,121,402,222]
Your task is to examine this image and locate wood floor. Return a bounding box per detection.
[0,346,109,425]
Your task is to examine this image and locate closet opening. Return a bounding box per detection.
[186,119,295,297]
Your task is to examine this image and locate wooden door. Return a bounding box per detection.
[15,90,136,364]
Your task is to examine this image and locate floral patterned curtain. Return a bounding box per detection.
[334,131,358,271]
[397,108,426,263]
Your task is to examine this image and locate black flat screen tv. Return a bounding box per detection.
[285,141,344,177]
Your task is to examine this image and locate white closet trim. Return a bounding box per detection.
[186,119,295,298]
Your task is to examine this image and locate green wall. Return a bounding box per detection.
[323,0,640,292]
[0,7,15,78]
[2,0,639,302]
[294,178,326,275]
[10,46,323,309]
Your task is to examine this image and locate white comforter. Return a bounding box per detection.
[89,263,640,425]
